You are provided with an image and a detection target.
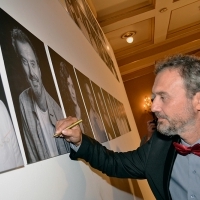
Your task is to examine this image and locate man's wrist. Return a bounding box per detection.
[70,143,81,152]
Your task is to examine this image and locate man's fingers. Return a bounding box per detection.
[62,128,73,136]
[55,117,78,134]
[62,129,82,144]
[55,117,82,145]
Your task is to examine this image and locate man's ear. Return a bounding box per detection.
[194,92,200,110]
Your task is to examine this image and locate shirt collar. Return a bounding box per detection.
[181,138,200,147]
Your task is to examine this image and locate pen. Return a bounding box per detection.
[53,119,82,137]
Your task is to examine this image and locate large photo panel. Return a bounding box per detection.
[114,98,131,134]
[90,81,116,140]
[0,8,70,164]
[109,95,131,135]
[48,47,94,139]
[101,88,121,137]
[75,69,108,143]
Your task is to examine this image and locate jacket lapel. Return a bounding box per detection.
[163,135,180,199]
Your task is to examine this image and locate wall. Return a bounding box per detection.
[0,0,155,200]
[123,72,155,140]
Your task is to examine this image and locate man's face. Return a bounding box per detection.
[151,68,196,136]
[85,83,95,110]
[16,41,43,99]
[67,75,77,104]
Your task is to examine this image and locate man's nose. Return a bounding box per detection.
[151,99,161,113]
[28,64,34,75]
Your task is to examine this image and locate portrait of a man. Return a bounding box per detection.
[0,10,70,164]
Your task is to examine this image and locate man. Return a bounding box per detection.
[55,54,200,199]
[0,100,23,172]
[11,28,70,164]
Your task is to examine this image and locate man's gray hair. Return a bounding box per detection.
[11,28,39,64]
[155,54,200,98]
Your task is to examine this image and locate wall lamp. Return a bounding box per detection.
[143,96,152,112]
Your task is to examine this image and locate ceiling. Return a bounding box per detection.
[86,0,200,82]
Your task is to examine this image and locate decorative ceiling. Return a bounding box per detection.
[87,0,200,82]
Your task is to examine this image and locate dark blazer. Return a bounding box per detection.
[70,131,180,200]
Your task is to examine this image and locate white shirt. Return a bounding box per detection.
[0,100,23,172]
[35,102,58,157]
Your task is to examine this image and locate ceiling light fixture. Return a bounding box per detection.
[121,31,136,44]
[126,37,134,43]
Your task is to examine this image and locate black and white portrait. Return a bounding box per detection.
[75,69,108,143]
[115,99,131,133]
[48,47,94,139]
[0,9,70,164]
[101,89,121,137]
[91,81,116,140]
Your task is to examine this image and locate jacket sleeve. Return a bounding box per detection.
[70,134,150,179]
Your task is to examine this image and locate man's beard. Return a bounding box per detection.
[29,74,43,99]
[155,105,195,137]
[32,86,43,99]
[156,116,187,136]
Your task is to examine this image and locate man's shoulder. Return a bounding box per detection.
[44,90,60,107]
[44,90,63,117]
[148,131,180,152]
[151,131,172,143]
[19,88,31,101]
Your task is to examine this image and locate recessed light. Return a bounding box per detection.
[121,31,136,43]
[126,37,134,43]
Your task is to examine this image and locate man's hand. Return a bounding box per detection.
[55,116,82,146]
[147,120,157,139]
